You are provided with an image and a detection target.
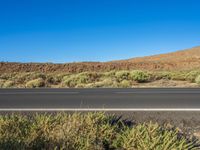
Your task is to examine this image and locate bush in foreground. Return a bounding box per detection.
[0,113,197,150]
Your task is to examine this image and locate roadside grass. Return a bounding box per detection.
[0,70,200,88]
[0,112,198,150]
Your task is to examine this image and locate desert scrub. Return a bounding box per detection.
[62,72,100,87]
[0,79,6,88]
[94,78,118,88]
[129,70,149,83]
[103,70,116,78]
[195,75,200,85]
[0,113,198,150]
[3,80,15,88]
[185,71,200,82]
[152,71,174,80]
[62,75,78,87]
[115,71,130,82]
[25,78,45,88]
[118,80,131,88]
[113,122,196,150]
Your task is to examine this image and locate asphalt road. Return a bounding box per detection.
[0,88,200,110]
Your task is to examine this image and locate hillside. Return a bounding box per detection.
[0,46,200,73]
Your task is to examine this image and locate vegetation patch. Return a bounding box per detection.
[0,112,198,150]
[25,78,45,88]
[0,70,200,88]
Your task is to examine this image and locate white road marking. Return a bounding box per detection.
[0,108,200,111]
[0,92,79,95]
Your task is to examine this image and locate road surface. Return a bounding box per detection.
[0,88,200,110]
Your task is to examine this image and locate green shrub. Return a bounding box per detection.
[171,72,187,81]
[25,78,45,88]
[185,71,200,82]
[62,75,77,87]
[84,83,96,88]
[76,73,90,84]
[130,70,149,83]
[115,71,130,82]
[54,73,70,83]
[0,79,6,88]
[0,113,197,149]
[62,72,100,87]
[77,72,100,83]
[103,70,116,77]
[94,78,117,88]
[75,83,87,88]
[0,73,17,80]
[195,75,200,85]
[3,80,15,88]
[113,122,195,150]
[154,72,173,80]
[118,80,131,88]
[30,73,46,80]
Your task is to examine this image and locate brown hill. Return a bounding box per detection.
[1,46,200,73]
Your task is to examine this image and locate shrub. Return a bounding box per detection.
[62,75,77,87]
[15,73,28,84]
[0,113,197,149]
[185,71,200,82]
[94,78,117,88]
[0,79,6,88]
[84,83,96,88]
[115,71,130,82]
[54,73,70,83]
[30,73,46,80]
[113,122,195,150]
[3,81,15,88]
[62,72,100,87]
[76,73,90,84]
[171,72,187,81]
[103,71,116,77]
[77,72,100,83]
[155,72,173,80]
[118,80,131,88]
[75,83,86,88]
[195,75,200,85]
[25,78,45,88]
[130,70,149,83]
[0,73,17,80]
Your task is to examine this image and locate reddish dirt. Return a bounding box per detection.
[1,46,200,73]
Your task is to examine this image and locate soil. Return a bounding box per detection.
[1,46,200,73]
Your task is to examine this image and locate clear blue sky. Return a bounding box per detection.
[0,0,200,63]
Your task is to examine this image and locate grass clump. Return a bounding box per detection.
[0,112,197,150]
[25,78,45,88]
